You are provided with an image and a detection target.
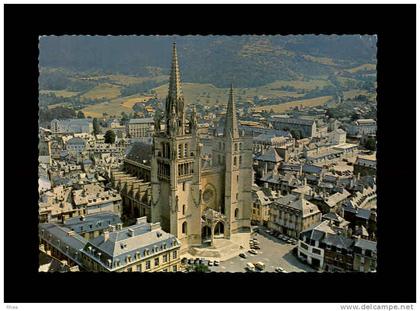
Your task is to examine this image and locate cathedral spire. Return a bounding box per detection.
[168,42,183,102]
[224,84,239,139]
[165,42,186,136]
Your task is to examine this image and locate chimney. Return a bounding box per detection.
[116,223,123,231]
[150,222,161,231]
[136,216,147,225]
[108,225,115,232]
[127,228,135,237]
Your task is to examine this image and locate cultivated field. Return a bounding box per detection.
[40,90,80,98]
[345,63,376,73]
[120,96,154,109]
[255,95,333,113]
[80,83,121,100]
[150,79,329,106]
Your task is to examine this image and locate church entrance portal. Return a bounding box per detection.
[214,222,225,238]
[202,226,212,244]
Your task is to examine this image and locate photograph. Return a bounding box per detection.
[3,3,416,306]
[38,34,378,273]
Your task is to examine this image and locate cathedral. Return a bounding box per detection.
[113,43,253,255]
[150,43,253,254]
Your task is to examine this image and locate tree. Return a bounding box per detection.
[77,111,85,119]
[104,130,116,144]
[121,112,129,124]
[187,264,210,273]
[290,129,302,140]
[364,137,376,151]
[93,118,101,135]
[351,112,360,122]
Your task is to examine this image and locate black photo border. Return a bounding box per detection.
[4,3,416,303]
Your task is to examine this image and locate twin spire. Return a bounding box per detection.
[165,42,239,138]
[168,43,183,102]
[224,84,239,139]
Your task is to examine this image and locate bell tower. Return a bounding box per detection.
[223,85,241,238]
[150,43,202,252]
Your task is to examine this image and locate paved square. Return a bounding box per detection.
[208,230,315,273]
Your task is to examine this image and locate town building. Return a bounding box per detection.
[66,137,87,155]
[72,183,122,215]
[271,115,317,138]
[80,217,181,272]
[354,153,376,177]
[251,186,272,226]
[50,119,93,134]
[126,118,154,138]
[298,221,336,269]
[63,212,122,240]
[323,234,355,272]
[268,193,322,238]
[39,223,88,269]
[346,119,377,137]
[353,238,377,272]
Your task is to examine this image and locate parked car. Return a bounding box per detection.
[275,267,286,273]
[246,263,256,272]
[265,229,271,234]
[282,236,288,242]
[248,249,258,255]
[253,240,260,245]
[208,261,213,266]
[287,239,293,244]
[254,262,266,270]
[188,259,194,265]
[214,260,220,266]
[181,257,188,264]
[291,239,298,245]
[252,245,261,250]
[239,253,247,259]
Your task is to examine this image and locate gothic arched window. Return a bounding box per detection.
[234,208,239,219]
[234,157,237,166]
[182,221,187,234]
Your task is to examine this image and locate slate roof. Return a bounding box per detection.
[354,239,377,252]
[39,252,70,273]
[39,223,88,251]
[63,212,122,234]
[125,142,152,163]
[271,116,316,126]
[324,189,351,208]
[274,194,320,216]
[255,147,283,163]
[86,222,177,257]
[300,220,335,242]
[302,164,323,175]
[253,190,272,206]
[323,234,354,250]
